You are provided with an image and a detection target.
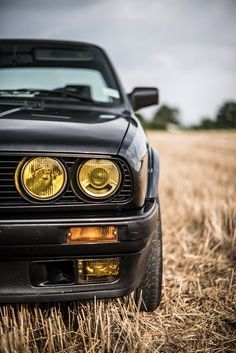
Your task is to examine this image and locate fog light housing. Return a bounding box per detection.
[77,258,120,283]
[67,226,118,244]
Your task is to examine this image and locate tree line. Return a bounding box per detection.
[137,101,236,130]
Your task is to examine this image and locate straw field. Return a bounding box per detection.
[0,131,235,353]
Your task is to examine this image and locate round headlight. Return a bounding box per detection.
[17,157,67,201]
[77,159,121,199]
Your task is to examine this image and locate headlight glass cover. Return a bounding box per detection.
[17,157,67,200]
[77,159,121,198]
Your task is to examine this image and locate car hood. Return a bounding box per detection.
[0,106,130,155]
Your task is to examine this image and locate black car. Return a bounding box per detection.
[0,39,162,312]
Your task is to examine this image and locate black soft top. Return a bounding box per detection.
[0,39,107,69]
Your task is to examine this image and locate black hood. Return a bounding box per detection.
[0,106,130,155]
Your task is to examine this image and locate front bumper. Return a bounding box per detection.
[0,200,158,303]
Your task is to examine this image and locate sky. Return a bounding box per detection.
[0,0,236,125]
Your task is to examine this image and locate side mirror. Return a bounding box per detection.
[128,87,159,111]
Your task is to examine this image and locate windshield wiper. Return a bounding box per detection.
[0,89,94,103]
[41,88,94,103]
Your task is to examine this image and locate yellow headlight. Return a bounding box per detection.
[17,157,67,201]
[77,159,121,198]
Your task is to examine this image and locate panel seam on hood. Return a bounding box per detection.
[117,114,131,155]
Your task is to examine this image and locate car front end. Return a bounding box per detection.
[0,39,161,310]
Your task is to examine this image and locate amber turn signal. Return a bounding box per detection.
[67,226,118,244]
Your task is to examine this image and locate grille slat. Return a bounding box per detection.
[0,155,133,208]
[0,185,15,189]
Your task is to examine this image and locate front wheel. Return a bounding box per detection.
[134,198,162,312]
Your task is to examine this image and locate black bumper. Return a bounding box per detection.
[0,200,158,303]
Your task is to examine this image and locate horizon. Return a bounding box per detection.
[0,0,236,125]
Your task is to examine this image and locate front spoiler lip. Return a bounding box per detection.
[0,286,135,304]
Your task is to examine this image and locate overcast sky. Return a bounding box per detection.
[0,0,235,125]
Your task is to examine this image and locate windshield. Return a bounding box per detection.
[0,68,120,103]
[0,43,121,104]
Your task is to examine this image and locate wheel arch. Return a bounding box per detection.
[146,147,160,200]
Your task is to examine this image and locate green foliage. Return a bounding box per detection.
[137,101,236,131]
[194,101,236,130]
[198,117,215,130]
[135,113,149,129]
[148,116,168,130]
[136,105,180,130]
[153,105,180,125]
[216,101,236,129]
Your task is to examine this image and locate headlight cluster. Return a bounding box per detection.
[15,157,121,201]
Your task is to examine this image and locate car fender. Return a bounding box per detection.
[146,147,160,200]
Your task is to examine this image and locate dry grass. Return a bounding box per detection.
[0,131,236,353]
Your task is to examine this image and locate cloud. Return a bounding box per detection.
[0,0,235,124]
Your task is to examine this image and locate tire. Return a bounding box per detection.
[134,198,162,312]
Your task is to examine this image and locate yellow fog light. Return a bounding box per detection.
[67,226,118,244]
[77,258,120,283]
[77,159,121,199]
[16,157,67,201]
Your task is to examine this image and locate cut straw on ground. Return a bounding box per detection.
[0,131,235,352]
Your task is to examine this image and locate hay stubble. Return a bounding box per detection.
[0,131,235,352]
